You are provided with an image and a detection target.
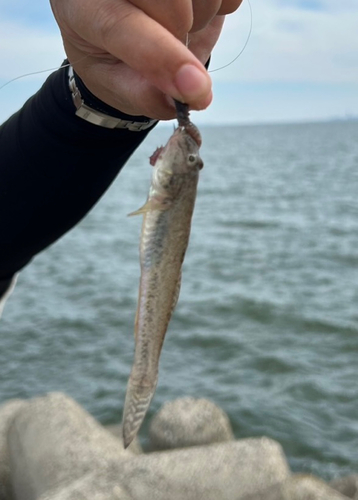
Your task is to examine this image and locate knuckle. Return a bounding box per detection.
[218,0,244,15]
[158,6,193,38]
[175,11,194,35]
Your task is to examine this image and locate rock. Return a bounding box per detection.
[7,392,290,500]
[149,397,234,451]
[43,437,290,500]
[282,475,352,500]
[248,474,352,500]
[118,437,290,500]
[0,399,26,500]
[7,392,135,500]
[105,424,142,455]
[39,473,132,500]
[330,475,358,499]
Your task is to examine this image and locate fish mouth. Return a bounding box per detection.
[175,123,202,148]
[174,99,202,147]
[182,122,202,147]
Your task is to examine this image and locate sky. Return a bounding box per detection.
[0,0,357,125]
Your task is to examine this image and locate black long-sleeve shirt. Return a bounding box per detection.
[0,64,157,286]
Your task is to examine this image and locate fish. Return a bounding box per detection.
[122,107,203,448]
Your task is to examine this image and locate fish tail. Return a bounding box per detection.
[122,377,157,449]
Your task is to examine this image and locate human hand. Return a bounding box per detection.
[50,0,243,120]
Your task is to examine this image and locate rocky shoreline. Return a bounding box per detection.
[0,393,356,500]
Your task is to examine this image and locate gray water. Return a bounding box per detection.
[1,121,358,480]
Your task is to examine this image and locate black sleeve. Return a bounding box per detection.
[0,64,157,280]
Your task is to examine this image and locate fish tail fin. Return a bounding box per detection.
[122,377,157,449]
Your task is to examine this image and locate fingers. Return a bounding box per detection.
[190,0,243,31]
[71,0,212,105]
[64,40,212,120]
[189,16,225,65]
[217,0,244,15]
[126,0,193,40]
[52,0,243,118]
[191,0,221,32]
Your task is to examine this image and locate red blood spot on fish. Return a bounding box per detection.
[149,147,164,166]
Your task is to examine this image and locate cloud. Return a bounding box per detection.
[0,0,56,27]
[0,20,65,81]
[0,0,357,124]
[210,0,358,84]
[276,0,358,11]
[277,0,326,10]
[2,0,357,87]
[196,81,358,125]
[0,16,64,122]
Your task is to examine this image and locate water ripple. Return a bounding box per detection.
[1,122,358,480]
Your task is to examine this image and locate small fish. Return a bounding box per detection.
[122,111,203,448]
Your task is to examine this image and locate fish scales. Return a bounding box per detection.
[122,124,203,448]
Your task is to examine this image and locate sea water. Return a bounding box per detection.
[1,121,357,479]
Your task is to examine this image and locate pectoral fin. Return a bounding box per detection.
[128,197,172,217]
[128,200,153,217]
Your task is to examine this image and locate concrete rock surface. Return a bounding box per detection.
[7,392,137,500]
[246,474,351,500]
[281,475,351,500]
[149,397,234,451]
[0,399,26,500]
[41,437,290,500]
[6,392,350,500]
[38,473,132,500]
[105,424,142,455]
[330,475,358,499]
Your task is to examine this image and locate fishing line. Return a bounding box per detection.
[209,0,252,73]
[0,56,88,92]
[0,0,252,92]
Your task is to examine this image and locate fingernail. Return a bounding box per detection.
[174,64,211,102]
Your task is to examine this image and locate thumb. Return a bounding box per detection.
[66,0,212,105]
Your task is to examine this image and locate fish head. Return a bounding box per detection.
[148,124,203,205]
[155,126,203,177]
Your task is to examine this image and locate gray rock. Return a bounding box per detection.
[0,399,26,500]
[247,474,351,500]
[119,437,290,500]
[7,392,134,500]
[330,475,358,499]
[39,473,132,500]
[43,437,290,500]
[149,397,234,451]
[283,475,351,500]
[105,424,142,455]
[7,392,290,500]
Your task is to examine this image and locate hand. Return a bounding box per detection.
[50,0,243,120]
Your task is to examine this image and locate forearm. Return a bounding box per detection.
[0,64,156,278]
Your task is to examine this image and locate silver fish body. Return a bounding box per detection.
[122,125,203,448]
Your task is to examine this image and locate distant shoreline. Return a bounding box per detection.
[157,116,358,128]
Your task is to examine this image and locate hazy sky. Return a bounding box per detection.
[0,0,357,124]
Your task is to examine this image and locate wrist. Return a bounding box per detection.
[66,61,158,131]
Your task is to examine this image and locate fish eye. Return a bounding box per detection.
[188,154,197,163]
